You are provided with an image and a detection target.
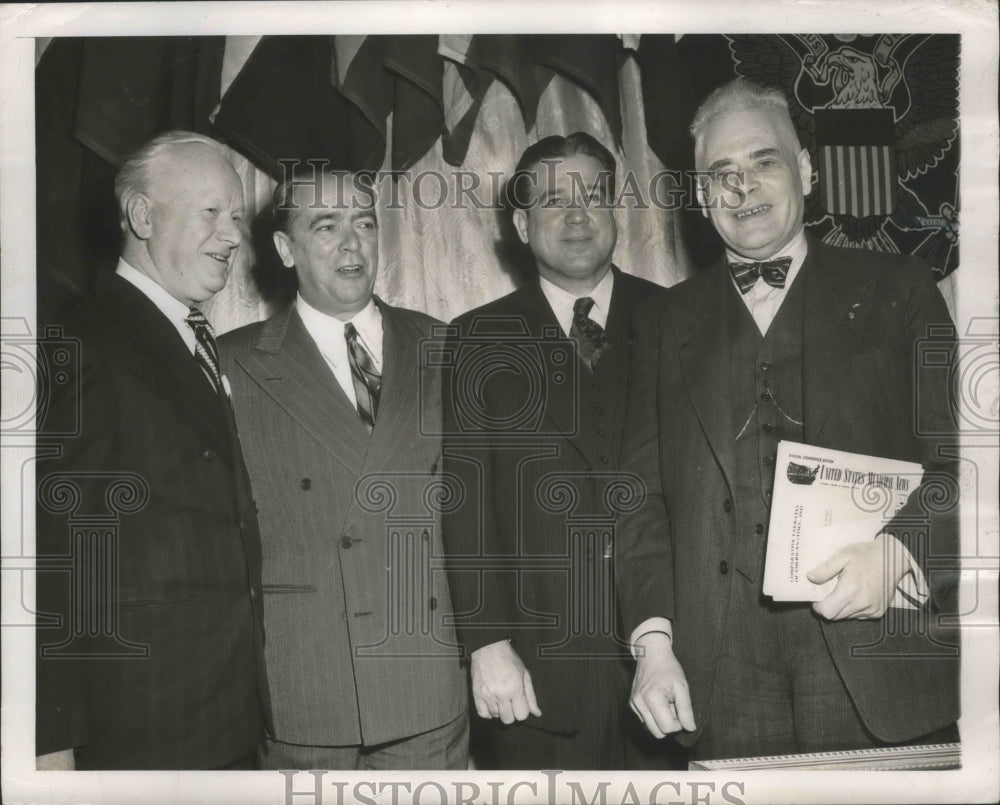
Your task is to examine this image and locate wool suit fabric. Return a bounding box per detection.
[218,301,467,750]
[35,273,271,770]
[617,238,960,754]
[442,267,664,768]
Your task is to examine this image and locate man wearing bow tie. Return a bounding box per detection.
[442,133,662,769]
[617,79,960,760]
[218,166,467,770]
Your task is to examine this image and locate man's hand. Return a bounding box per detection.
[630,632,696,738]
[36,749,75,770]
[470,640,542,724]
[808,534,909,620]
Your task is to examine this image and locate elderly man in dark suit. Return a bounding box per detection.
[442,132,663,769]
[35,131,270,770]
[219,166,467,770]
[618,78,959,761]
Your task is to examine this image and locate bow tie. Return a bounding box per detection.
[729,257,793,294]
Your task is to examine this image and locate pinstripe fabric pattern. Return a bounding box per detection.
[219,300,467,750]
[36,274,269,769]
[617,238,960,750]
[442,268,663,767]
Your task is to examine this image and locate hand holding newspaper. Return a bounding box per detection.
[763,441,925,607]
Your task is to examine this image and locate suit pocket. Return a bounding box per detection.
[261,584,317,594]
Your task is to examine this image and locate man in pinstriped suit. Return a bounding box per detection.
[219,165,468,770]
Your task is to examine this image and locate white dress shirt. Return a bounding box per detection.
[538,268,614,336]
[116,259,197,354]
[630,230,927,654]
[727,229,809,336]
[295,294,383,408]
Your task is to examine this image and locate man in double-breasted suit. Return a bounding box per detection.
[442,133,663,769]
[219,166,467,770]
[618,79,959,760]
[35,132,270,770]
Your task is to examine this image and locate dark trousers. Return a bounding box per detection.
[694,568,958,761]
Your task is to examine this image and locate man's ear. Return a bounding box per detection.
[798,147,813,197]
[126,194,153,239]
[273,231,296,268]
[512,208,530,245]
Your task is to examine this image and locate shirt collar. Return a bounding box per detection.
[538,267,615,335]
[295,293,382,367]
[115,257,193,328]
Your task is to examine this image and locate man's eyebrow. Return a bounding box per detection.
[306,211,343,228]
[750,147,782,160]
[706,158,735,174]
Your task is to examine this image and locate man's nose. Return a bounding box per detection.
[565,205,590,224]
[340,226,360,251]
[217,214,243,246]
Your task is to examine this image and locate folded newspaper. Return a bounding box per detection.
[763,441,924,604]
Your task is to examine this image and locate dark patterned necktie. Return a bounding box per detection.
[729,256,793,294]
[570,297,610,371]
[185,307,225,396]
[345,322,381,432]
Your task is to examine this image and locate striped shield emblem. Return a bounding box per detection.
[815,108,897,218]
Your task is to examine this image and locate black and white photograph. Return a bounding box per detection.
[2,2,997,804]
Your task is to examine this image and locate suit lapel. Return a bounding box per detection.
[672,261,737,495]
[801,240,878,441]
[362,301,428,472]
[236,306,370,475]
[519,281,593,464]
[103,275,230,443]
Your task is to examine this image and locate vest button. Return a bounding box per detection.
[592,383,601,392]
[340,536,354,549]
[430,461,438,474]
[760,391,771,402]
[719,560,730,575]
[762,422,774,433]
[300,477,312,490]
[597,428,606,438]
[755,523,765,534]
[202,449,217,461]
[429,596,438,610]
[723,499,733,513]
[595,405,605,414]
[763,455,775,466]
[600,455,610,464]
[765,489,773,501]
[760,360,772,371]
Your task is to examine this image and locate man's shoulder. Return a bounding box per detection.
[217,317,270,355]
[381,301,443,333]
[810,239,931,284]
[451,286,535,331]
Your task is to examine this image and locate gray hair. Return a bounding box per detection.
[114,131,233,229]
[690,78,796,145]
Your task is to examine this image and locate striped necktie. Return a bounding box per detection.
[729,256,793,294]
[185,307,225,396]
[345,322,381,432]
[570,296,610,371]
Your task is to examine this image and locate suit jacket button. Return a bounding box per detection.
[422,530,430,540]
[340,536,353,549]
[300,477,312,490]
[600,455,610,465]
[429,597,438,610]
[597,428,606,438]
[202,449,217,460]
[755,523,765,535]
[719,560,729,575]
[430,461,438,474]
[723,498,733,512]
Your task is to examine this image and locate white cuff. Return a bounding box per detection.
[881,533,930,610]
[629,617,673,658]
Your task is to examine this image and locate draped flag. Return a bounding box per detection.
[74,36,225,166]
[534,34,624,147]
